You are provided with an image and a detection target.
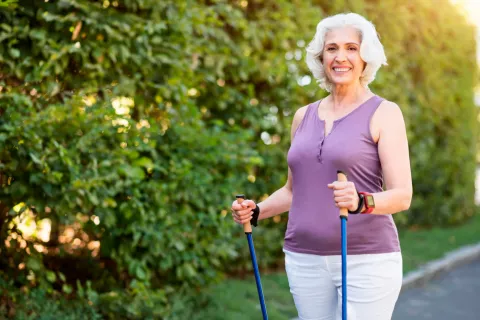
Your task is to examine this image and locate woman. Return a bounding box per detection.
[231,13,412,320]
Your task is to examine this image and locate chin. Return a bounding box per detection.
[331,78,356,86]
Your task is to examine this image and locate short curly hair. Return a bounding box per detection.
[305,13,387,92]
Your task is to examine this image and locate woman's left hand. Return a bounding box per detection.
[327,180,359,212]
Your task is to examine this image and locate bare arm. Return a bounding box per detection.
[232,105,308,224]
[328,101,413,215]
[256,168,293,221]
[368,101,412,214]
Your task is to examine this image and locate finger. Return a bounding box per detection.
[336,201,351,208]
[232,211,247,222]
[241,200,255,209]
[345,183,356,194]
[239,216,253,224]
[334,196,351,203]
[339,181,351,189]
[234,200,253,210]
[236,208,253,216]
[232,200,244,210]
[328,182,346,190]
[333,190,348,197]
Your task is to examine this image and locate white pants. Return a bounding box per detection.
[284,249,402,320]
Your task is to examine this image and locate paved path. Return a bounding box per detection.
[392,258,480,320]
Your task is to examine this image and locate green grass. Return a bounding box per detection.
[196,213,480,320]
[192,273,296,320]
[399,213,480,273]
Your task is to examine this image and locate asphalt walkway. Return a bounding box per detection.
[392,258,480,320]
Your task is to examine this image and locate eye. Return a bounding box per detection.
[326,47,336,51]
[348,47,358,51]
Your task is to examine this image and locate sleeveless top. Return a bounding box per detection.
[284,95,400,255]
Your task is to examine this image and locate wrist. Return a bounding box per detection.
[348,193,364,214]
[358,192,375,214]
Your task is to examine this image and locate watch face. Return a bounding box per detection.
[366,195,375,207]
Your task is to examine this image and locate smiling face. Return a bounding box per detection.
[321,26,366,88]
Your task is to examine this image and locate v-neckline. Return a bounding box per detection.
[316,95,377,138]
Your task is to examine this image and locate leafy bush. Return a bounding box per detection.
[0,278,101,320]
[366,0,478,226]
[0,0,477,318]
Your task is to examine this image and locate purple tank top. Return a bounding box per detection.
[284,95,400,255]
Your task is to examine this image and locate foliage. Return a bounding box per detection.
[0,0,18,8]
[0,0,477,318]
[365,0,478,226]
[0,278,101,320]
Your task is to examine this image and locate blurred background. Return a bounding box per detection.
[0,0,479,319]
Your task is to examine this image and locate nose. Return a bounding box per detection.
[335,49,347,62]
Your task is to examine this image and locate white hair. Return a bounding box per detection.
[305,13,387,92]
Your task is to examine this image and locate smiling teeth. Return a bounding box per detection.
[334,68,350,72]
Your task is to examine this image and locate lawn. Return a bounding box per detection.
[399,213,480,273]
[194,213,480,320]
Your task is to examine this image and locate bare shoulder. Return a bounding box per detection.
[371,99,406,142]
[291,104,310,139]
[293,104,309,123]
[375,100,405,121]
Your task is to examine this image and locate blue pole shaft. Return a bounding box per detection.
[341,217,347,320]
[246,233,268,320]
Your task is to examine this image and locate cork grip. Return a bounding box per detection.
[336,170,349,219]
[236,195,252,233]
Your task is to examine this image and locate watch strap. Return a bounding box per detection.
[348,192,364,214]
[251,204,260,227]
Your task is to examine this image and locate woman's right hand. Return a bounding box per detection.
[231,198,256,225]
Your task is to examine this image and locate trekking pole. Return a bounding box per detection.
[236,195,268,320]
[337,171,348,320]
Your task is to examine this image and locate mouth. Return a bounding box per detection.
[332,67,352,73]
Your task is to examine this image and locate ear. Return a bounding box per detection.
[317,52,323,64]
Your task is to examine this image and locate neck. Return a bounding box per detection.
[329,83,371,109]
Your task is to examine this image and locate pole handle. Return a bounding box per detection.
[336,170,349,219]
[236,195,252,233]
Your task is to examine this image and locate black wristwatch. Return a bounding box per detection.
[348,192,364,214]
